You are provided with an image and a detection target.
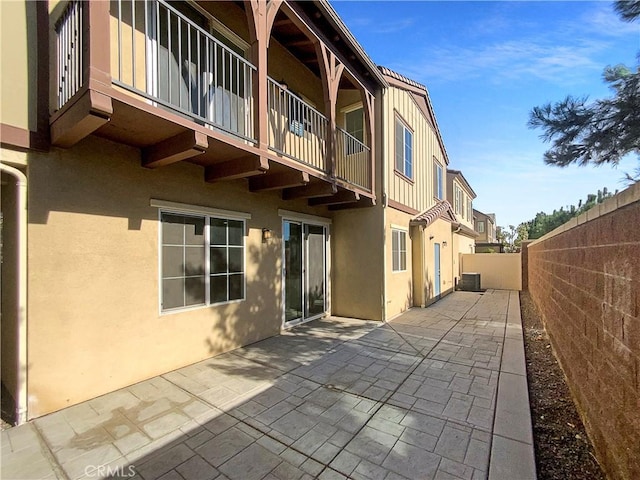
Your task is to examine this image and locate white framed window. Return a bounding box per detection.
[467,199,473,221]
[434,160,443,200]
[395,116,413,179]
[392,229,407,272]
[161,213,206,310]
[344,105,365,143]
[454,185,462,214]
[478,221,485,233]
[159,209,247,312]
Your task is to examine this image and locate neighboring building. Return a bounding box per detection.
[0,0,385,422]
[474,209,502,252]
[446,169,478,284]
[474,210,497,242]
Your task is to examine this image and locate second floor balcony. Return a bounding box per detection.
[50,0,382,205]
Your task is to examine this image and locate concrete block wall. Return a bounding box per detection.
[526,182,640,479]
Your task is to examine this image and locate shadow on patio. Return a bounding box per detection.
[3,291,525,480]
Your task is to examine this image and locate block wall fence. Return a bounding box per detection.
[522,182,640,480]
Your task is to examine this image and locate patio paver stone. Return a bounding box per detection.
[1,291,535,480]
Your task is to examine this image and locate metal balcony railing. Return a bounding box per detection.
[267,78,328,173]
[336,127,371,191]
[55,0,85,109]
[111,0,256,142]
[54,0,372,193]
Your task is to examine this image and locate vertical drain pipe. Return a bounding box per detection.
[0,162,28,425]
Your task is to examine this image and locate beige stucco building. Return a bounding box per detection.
[446,169,478,282]
[1,0,481,424]
[1,0,387,423]
[474,209,497,243]
[376,68,478,316]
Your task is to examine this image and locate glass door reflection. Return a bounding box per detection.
[284,221,303,323]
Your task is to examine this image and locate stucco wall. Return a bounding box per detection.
[22,135,335,418]
[385,208,413,318]
[425,219,455,302]
[461,253,522,291]
[332,206,384,321]
[1,0,37,132]
[407,217,454,310]
[453,234,475,286]
[1,173,20,403]
[526,183,640,479]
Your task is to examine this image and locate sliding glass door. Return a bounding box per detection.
[283,221,327,326]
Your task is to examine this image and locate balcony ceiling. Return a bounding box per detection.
[231,1,361,90]
[272,9,359,90]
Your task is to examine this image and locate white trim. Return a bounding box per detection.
[390,223,408,232]
[157,208,248,315]
[281,218,330,329]
[151,199,251,220]
[340,102,364,114]
[278,209,331,226]
[391,228,408,273]
[341,104,366,144]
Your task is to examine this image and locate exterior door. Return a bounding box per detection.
[284,221,303,324]
[434,243,441,297]
[283,221,327,327]
[304,225,326,318]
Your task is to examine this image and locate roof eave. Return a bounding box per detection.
[317,0,388,88]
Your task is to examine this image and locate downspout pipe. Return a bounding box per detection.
[0,161,28,425]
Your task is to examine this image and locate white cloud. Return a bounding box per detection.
[394,38,606,85]
[578,3,640,38]
[389,2,637,86]
[341,16,414,34]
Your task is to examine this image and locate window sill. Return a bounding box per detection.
[394,170,414,184]
[160,298,245,316]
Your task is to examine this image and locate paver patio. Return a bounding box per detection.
[1,290,535,480]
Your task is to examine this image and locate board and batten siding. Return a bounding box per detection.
[384,86,445,213]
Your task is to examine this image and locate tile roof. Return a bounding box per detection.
[378,66,427,92]
[410,200,458,227]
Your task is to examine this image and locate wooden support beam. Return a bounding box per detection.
[309,190,360,206]
[283,182,337,200]
[50,89,112,147]
[249,171,309,192]
[205,156,269,182]
[143,131,208,168]
[273,18,293,28]
[288,38,314,48]
[329,196,376,210]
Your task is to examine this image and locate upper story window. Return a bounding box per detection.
[434,160,443,200]
[477,221,485,233]
[343,105,366,155]
[454,185,463,215]
[345,107,364,143]
[467,199,473,221]
[395,116,413,179]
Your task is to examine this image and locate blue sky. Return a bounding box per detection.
[332,1,640,228]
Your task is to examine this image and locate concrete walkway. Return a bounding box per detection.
[1,290,536,480]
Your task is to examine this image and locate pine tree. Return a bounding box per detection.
[528,1,640,182]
